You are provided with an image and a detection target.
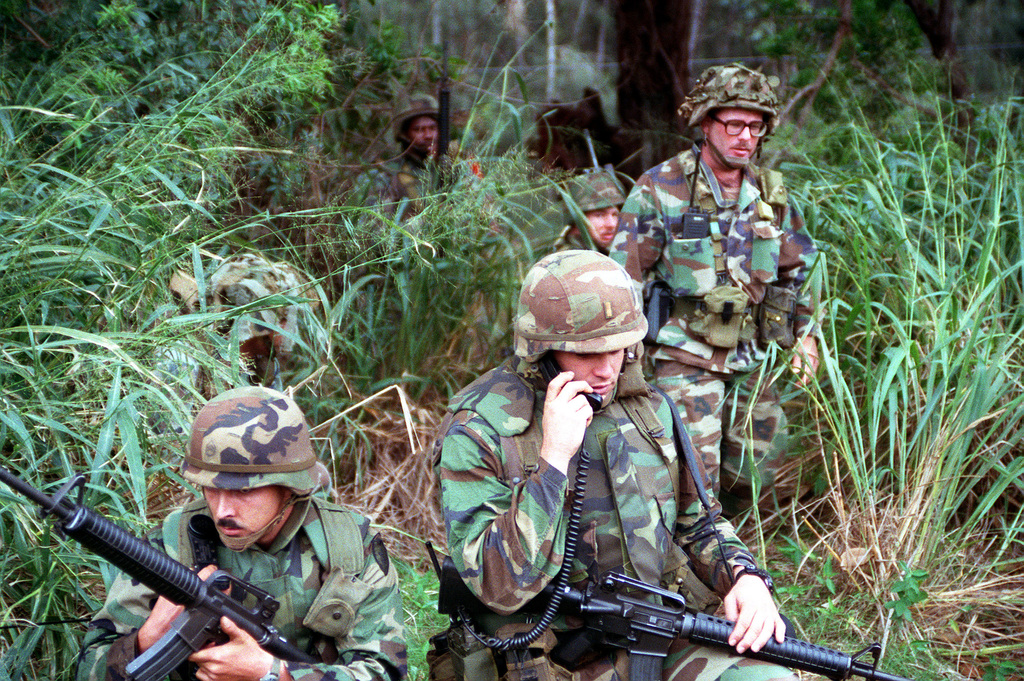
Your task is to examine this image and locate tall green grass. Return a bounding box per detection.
[5,6,1022,677]
[0,9,559,678]
[779,97,1024,674]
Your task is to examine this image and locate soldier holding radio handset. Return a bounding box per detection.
[432,251,793,681]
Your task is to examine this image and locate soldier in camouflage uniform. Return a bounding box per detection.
[608,64,820,515]
[358,93,441,221]
[77,387,407,681]
[555,171,627,254]
[433,250,795,681]
[162,253,317,398]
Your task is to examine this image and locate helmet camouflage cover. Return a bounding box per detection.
[182,386,324,494]
[208,253,315,358]
[568,171,626,213]
[514,250,647,362]
[392,92,439,142]
[678,63,781,132]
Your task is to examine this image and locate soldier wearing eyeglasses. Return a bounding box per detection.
[609,63,821,519]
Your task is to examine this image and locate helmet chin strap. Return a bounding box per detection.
[219,493,302,552]
[704,136,751,169]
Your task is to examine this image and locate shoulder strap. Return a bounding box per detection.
[307,498,365,575]
[618,394,680,511]
[649,385,714,512]
[499,416,542,484]
[174,499,213,567]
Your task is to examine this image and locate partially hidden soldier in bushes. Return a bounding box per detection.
[77,386,407,681]
[431,251,795,681]
[554,171,627,255]
[608,64,821,515]
[163,253,317,400]
[357,93,443,222]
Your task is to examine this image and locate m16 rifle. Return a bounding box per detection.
[435,40,452,192]
[0,466,315,681]
[437,40,450,164]
[432,550,914,681]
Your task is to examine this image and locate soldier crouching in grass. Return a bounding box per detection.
[432,250,795,681]
[77,386,406,681]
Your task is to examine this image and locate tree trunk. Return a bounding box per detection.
[546,0,557,101]
[615,0,694,174]
[901,0,970,103]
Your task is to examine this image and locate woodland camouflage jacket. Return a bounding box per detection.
[609,146,819,374]
[76,497,406,681]
[433,357,756,633]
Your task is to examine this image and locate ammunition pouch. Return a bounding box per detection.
[758,285,797,349]
[667,566,721,615]
[688,286,756,348]
[446,623,500,681]
[434,622,574,681]
[495,623,571,681]
[642,280,673,345]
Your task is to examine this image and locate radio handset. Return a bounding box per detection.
[538,354,603,412]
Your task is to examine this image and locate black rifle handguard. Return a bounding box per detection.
[0,467,316,678]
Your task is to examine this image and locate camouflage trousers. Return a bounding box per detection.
[653,359,789,516]
[664,640,796,681]
[482,641,796,681]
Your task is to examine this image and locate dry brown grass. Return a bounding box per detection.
[314,384,448,565]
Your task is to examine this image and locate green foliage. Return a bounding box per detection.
[396,559,448,681]
[783,93,1024,669]
[885,562,930,623]
[4,1,1024,677]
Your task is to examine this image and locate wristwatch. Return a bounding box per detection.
[735,565,775,594]
[259,659,282,681]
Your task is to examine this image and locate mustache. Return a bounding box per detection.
[217,518,244,531]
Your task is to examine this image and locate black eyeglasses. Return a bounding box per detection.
[708,114,768,138]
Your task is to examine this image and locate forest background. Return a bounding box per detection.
[2,0,1024,680]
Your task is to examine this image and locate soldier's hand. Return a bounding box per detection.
[539,369,595,475]
[137,564,218,653]
[190,616,281,681]
[791,335,819,387]
[723,573,786,654]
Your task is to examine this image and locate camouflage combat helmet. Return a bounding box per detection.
[182,386,325,494]
[208,253,315,358]
[568,171,626,213]
[678,63,781,133]
[514,250,647,362]
[392,92,439,142]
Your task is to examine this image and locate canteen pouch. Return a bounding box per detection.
[689,285,756,348]
[759,285,797,349]
[427,629,457,681]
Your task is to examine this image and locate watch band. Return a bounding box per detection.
[735,565,775,594]
[259,658,282,681]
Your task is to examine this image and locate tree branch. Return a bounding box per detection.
[776,0,852,132]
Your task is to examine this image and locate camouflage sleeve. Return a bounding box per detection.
[75,524,406,681]
[436,411,570,615]
[609,171,668,290]
[776,198,821,338]
[352,167,393,208]
[75,532,169,681]
[287,520,407,681]
[651,392,757,596]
